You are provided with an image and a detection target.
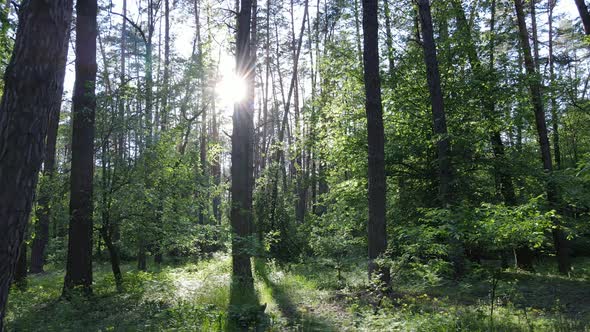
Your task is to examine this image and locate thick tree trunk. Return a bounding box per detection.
[30,40,69,274]
[514,0,570,274]
[64,0,98,295]
[13,242,27,289]
[231,0,255,287]
[361,0,390,287]
[574,0,590,35]
[0,0,73,325]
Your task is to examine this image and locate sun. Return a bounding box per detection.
[215,72,248,106]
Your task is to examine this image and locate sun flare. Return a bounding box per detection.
[215,72,248,106]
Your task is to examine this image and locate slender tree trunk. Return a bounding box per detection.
[530,0,540,73]
[118,0,127,160]
[418,0,452,206]
[0,1,73,325]
[574,0,590,35]
[548,0,561,169]
[64,0,98,295]
[514,0,570,274]
[383,0,395,79]
[451,0,516,205]
[418,0,463,277]
[361,0,390,286]
[161,0,170,131]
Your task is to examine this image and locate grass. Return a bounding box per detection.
[5,254,590,331]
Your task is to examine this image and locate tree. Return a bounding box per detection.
[574,0,590,35]
[361,0,390,286]
[30,42,69,274]
[231,0,255,288]
[64,0,98,295]
[513,0,570,274]
[417,0,453,206]
[0,0,73,326]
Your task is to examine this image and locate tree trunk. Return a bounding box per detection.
[418,0,463,277]
[418,0,453,206]
[574,0,590,35]
[30,40,69,274]
[100,225,123,291]
[161,0,170,131]
[548,0,561,169]
[0,0,73,325]
[361,0,390,287]
[514,0,570,274]
[383,0,395,79]
[231,0,255,287]
[64,0,98,295]
[13,242,27,289]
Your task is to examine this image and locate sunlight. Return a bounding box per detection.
[215,72,248,105]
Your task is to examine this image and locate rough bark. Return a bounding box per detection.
[13,242,27,289]
[574,0,590,35]
[361,0,390,286]
[231,0,255,286]
[30,40,69,274]
[418,0,452,206]
[0,0,73,325]
[514,0,571,274]
[64,0,98,295]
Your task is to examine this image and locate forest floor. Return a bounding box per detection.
[5,253,590,331]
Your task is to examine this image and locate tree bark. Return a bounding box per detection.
[548,0,561,169]
[64,0,98,295]
[361,0,390,286]
[0,0,73,325]
[161,0,170,131]
[231,0,255,287]
[383,0,395,79]
[418,0,453,206]
[13,242,27,289]
[574,0,590,35]
[30,40,69,274]
[514,0,570,274]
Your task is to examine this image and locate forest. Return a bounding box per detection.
[0,0,590,330]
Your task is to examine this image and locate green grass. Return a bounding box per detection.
[5,255,590,331]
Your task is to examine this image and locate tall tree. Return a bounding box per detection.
[418,0,464,277]
[64,0,98,295]
[0,0,73,326]
[417,0,453,206]
[30,40,70,274]
[574,0,590,35]
[514,0,570,274]
[361,0,390,286]
[231,0,255,287]
[548,0,561,169]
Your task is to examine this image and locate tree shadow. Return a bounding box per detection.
[254,259,338,331]
[226,273,268,331]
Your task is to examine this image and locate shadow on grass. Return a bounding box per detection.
[254,259,338,332]
[6,264,178,331]
[225,272,268,331]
